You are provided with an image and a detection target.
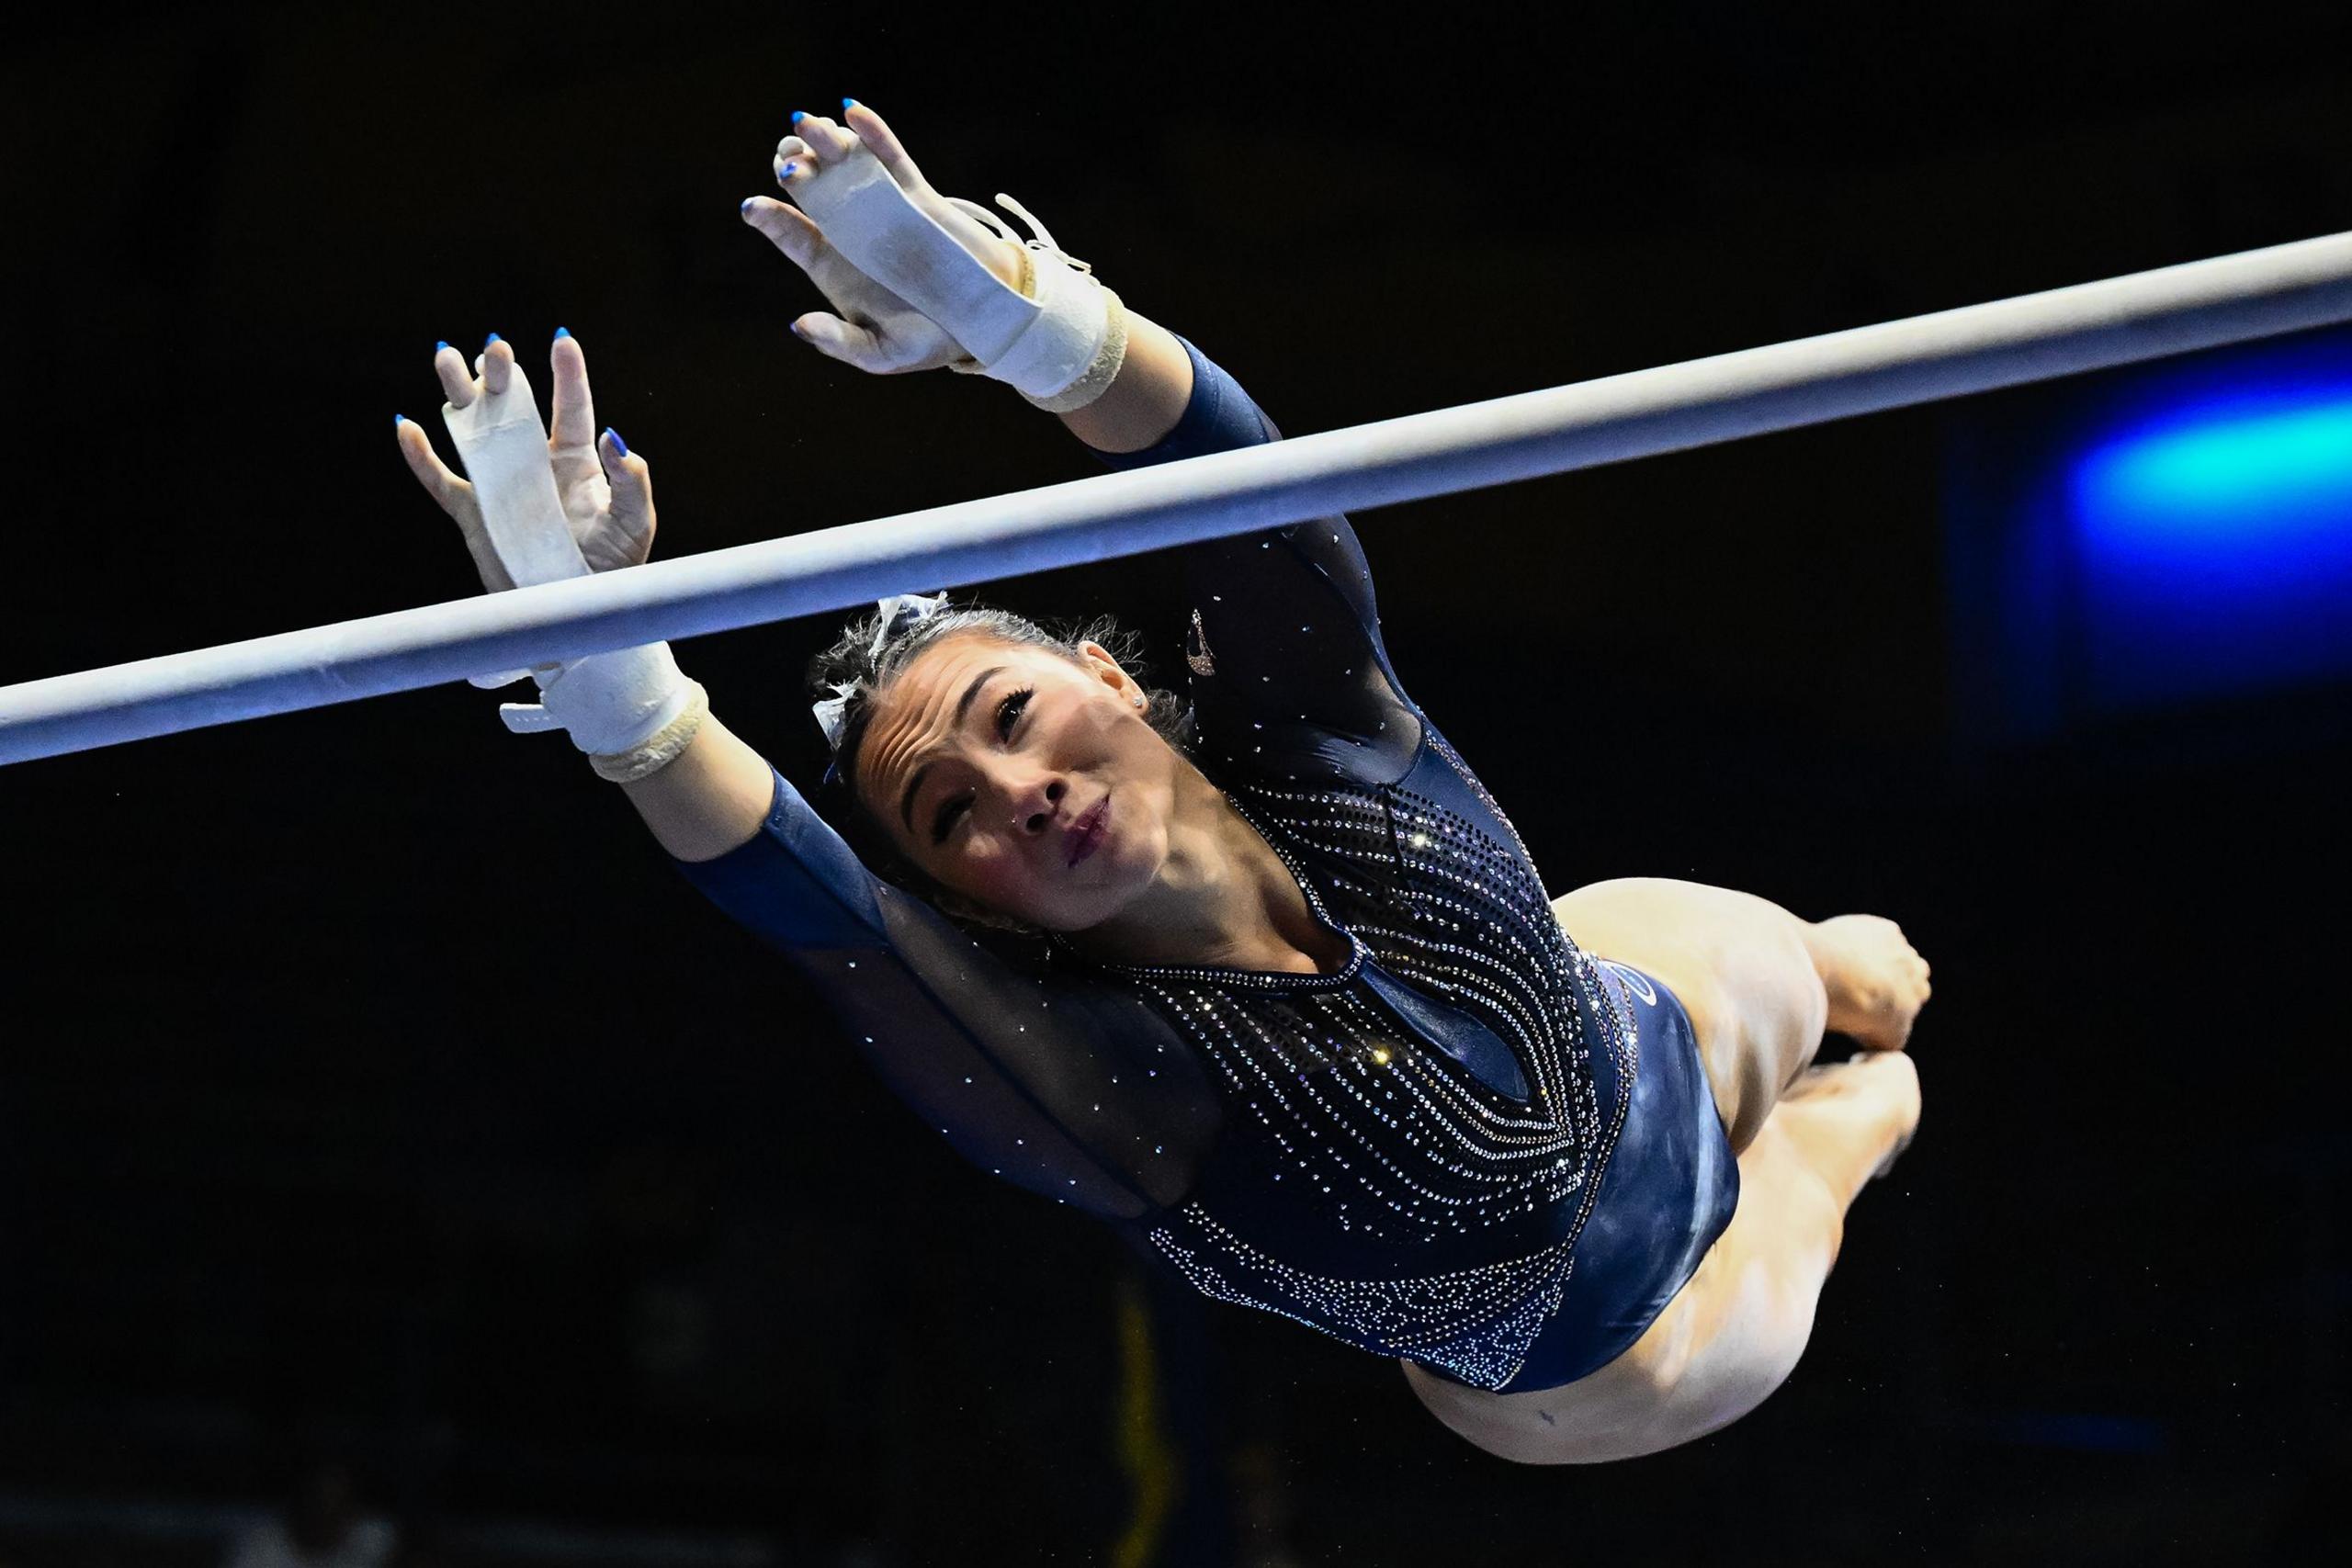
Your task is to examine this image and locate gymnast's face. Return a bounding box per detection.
[856,633,1180,931]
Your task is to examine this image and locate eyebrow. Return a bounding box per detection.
[898,666,1007,836]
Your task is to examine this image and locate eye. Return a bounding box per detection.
[928,687,1035,846]
[996,686,1033,740]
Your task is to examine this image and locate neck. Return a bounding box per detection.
[1074,759,1342,975]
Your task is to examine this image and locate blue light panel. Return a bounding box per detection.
[2064,375,2352,713]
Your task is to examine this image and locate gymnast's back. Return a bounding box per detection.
[678,337,1724,1392]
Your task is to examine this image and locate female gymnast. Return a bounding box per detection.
[391,100,1928,1464]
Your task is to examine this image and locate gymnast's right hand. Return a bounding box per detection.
[393,333,656,592]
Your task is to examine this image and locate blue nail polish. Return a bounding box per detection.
[842,97,857,109]
[435,340,449,353]
[605,427,628,457]
[394,413,407,426]
[790,110,805,125]
[780,162,796,178]
[555,326,571,340]
[485,333,503,347]
[741,197,755,214]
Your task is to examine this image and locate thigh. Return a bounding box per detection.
[1551,878,1828,1151]
[1401,1111,1845,1464]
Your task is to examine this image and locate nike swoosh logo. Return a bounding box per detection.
[1597,959,1658,1006]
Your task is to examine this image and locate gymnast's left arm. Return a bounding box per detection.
[743,104,1409,742]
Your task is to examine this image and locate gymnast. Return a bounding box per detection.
[391,100,1928,1463]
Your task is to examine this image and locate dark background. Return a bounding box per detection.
[3,1,2348,1562]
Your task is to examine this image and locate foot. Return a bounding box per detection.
[1803,914,1932,1052]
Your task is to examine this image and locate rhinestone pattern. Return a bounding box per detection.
[1106,761,1637,1391]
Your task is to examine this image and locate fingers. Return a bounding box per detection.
[594,428,658,570]
[775,104,933,193]
[393,414,471,520]
[781,111,856,169]
[791,310,899,373]
[481,335,514,396]
[397,414,513,593]
[547,329,595,453]
[741,195,828,270]
[435,343,475,409]
[772,135,813,191]
[434,336,514,407]
[841,101,929,190]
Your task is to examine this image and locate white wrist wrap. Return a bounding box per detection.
[497,642,693,757]
[1009,285,1129,413]
[588,677,710,783]
[786,144,1114,402]
[442,355,693,756]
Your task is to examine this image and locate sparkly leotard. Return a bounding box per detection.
[679,339,1739,1393]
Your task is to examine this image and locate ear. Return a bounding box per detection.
[1074,640,1142,703]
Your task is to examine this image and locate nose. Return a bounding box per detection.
[1000,766,1066,836]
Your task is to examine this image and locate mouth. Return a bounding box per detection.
[1066,795,1110,868]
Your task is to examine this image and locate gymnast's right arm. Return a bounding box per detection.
[393,334,774,862]
[613,714,773,862]
[395,332,1214,1220]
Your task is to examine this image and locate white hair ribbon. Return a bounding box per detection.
[811,678,861,751]
[811,592,953,753]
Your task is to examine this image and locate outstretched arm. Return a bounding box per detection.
[393,330,1216,1213]
[1055,310,1195,455]
[746,101,1197,457]
[749,101,1415,771]
[614,710,777,861]
[396,332,777,862]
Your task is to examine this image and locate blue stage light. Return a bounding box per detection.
[2075,392,2352,559]
[2060,375,2352,712]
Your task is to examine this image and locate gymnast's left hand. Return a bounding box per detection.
[394,333,657,592]
[742,104,1021,375]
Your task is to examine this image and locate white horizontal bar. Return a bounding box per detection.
[7,230,2352,765]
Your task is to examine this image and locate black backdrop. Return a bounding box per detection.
[3,2,2349,1562]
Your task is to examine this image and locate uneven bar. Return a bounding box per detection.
[7,230,2352,765]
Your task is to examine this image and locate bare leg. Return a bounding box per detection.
[1402,1052,1921,1463]
[1547,879,1928,1150]
[1394,880,1930,1460]
[1802,914,1934,1053]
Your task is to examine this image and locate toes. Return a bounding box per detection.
[434,343,474,408]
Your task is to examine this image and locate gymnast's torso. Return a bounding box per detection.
[680,338,1739,1393]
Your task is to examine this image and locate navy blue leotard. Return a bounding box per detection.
[678,338,1739,1393]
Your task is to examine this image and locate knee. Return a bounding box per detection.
[1722,923,1830,1077]
[1747,915,1831,1036]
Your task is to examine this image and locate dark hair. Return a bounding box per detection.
[807,597,1191,932]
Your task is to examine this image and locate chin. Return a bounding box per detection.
[1039,862,1155,936]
